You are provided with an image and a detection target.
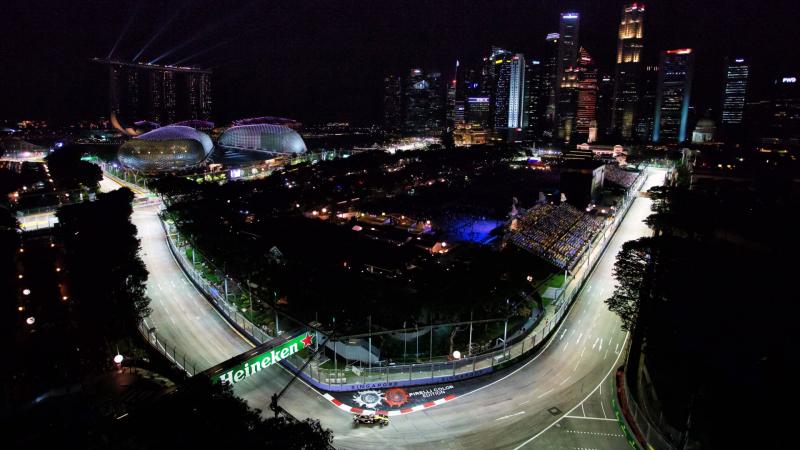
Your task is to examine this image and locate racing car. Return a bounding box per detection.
[352,413,390,426]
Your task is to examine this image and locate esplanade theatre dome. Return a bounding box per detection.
[218,117,307,155]
[118,125,214,173]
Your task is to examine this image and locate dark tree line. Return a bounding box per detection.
[606,184,795,449]
[9,375,333,449]
[114,378,333,450]
[45,145,102,190]
[57,188,149,367]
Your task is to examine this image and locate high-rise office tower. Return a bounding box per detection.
[554,12,580,141]
[446,60,460,128]
[462,67,489,128]
[403,68,445,136]
[720,57,750,140]
[508,54,526,129]
[492,50,511,130]
[653,49,694,143]
[575,48,598,142]
[556,12,580,97]
[611,3,645,140]
[523,59,543,140]
[557,66,580,142]
[596,74,614,140]
[556,47,596,144]
[491,49,526,130]
[543,33,560,135]
[635,65,659,141]
[447,79,457,127]
[383,74,403,134]
[466,96,491,127]
[763,75,800,147]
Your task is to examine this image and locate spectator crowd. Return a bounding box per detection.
[604,165,640,189]
[507,203,604,270]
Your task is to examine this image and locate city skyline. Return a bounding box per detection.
[2,2,797,449]
[1,0,799,125]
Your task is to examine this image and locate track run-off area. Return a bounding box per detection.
[126,168,666,449]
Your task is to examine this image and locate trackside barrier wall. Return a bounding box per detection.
[137,318,200,377]
[616,367,683,450]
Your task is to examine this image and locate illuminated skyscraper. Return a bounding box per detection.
[508,54,526,129]
[556,12,580,97]
[575,48,598,142]
[634,65,659,141]
[98,59,211,126]
[542,33,560,134]
[554,12,580,141]
[557,66,580,142]
[653,49,694,143]
[763,75,800,147]
[522,59,543,140]
[446,61,460,128]
[720,57,750,140]
[491,49,526,130]
[611,3,645,140]
[402,68,445,136]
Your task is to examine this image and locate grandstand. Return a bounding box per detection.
[604,164,640,189]
[507,203,603,270]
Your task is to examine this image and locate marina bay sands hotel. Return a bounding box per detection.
[93,58,212,127]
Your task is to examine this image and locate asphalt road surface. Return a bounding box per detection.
[134,168,665,449]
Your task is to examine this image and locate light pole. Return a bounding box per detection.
[246,279,254,318]
[429,325,433,363]
[468,310,473,356]
[368,315,372,371]
[274,291,279,336]
[403,321,407,361]
[502,299,509,357]
[416,324,419,359]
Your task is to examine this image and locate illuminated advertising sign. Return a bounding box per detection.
[212,332,314,385]
[468,97,490,103]
[782,77,797,84]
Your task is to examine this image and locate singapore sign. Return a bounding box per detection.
[213,332,314,385]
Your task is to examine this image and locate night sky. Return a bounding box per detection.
[1,0,798,125]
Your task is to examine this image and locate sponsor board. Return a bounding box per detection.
[212,332,314,385]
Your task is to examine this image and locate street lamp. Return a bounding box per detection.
[26,316,35,325]
[113,354,124,365]
[452,350,461,359]
[503,299,510,357]
[22,288,31,296]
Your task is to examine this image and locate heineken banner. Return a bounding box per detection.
[212,332,314,385]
